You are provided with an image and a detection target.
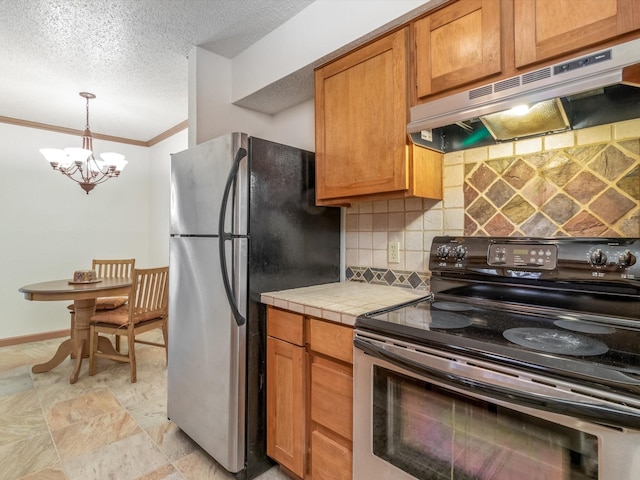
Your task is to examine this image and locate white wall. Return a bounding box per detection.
[2,122,164,339]
[231,0,438,105]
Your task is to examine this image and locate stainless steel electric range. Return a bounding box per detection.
[354,236,640,480]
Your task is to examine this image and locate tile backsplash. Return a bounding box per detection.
[345,119,640,288]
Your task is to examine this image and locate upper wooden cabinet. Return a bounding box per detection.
[414,0,503,100]
[515,0,640,69]
[315,28,443,206]
[315,28,409,204]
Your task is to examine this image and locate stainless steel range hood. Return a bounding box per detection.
[408,38,640,153]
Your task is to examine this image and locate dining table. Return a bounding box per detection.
[19,276,132,384]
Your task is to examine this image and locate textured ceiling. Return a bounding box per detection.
[0,0,314,142]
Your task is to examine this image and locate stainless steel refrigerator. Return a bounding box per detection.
[167,133,340,479]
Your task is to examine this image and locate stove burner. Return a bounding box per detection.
[432,301,473,312]
[503,328,609,356]
[429,311,473,329]
[554,319,616,335]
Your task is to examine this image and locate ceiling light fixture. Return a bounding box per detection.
[40,92,128,194]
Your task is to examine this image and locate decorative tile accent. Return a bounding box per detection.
[618,166,639,199]
[589,189,636,223]
[521,177,557,207]
[540,154,581,186]
[468,163,497,191]
[486,179,515,208]
[484,213,514,236]
[590,145,635,180]
[503,159,535,189]
[563,211,607,236]
[464,140,640,237]
[541,194,579,224]
[502,195,536,224]
[346,266,429,291]
[564,172,606,204]
[467,196,496,225]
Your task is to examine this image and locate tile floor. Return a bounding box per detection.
[0,331,288,480]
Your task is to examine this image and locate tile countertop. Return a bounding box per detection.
[260,281,430,326]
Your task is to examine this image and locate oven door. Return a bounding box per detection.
[353,332,640,480]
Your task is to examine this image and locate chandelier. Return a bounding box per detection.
[40,92,128,194]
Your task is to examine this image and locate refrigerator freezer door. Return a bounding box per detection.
[170,133,246,236]
[167,235,247,473]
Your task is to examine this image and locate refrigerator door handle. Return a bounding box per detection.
[218,146,248,327]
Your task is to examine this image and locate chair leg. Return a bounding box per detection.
[128,328,137,383]
[162,322,168,364]
[115,335,121,352]
[89,326,97,376]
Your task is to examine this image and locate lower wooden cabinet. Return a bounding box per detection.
[266,306,353,479]
[266,308,306,476]
[266,336,305,477]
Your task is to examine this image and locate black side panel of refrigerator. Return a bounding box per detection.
[244,136,341,478]
[248,136,341,290]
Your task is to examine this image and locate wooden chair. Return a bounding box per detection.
[68,259,135,352]
[88,266,169,383]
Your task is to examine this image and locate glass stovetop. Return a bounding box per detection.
[356,297,640,395]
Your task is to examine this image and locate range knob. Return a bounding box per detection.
[617,250,637,267]
[435,245,451,260]
[454,245,468,260]
[589,249,607,266]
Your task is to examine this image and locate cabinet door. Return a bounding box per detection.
[515,0,640,68]
[315,28,409,202]
[266,336,305,477]
[414,0,502,99]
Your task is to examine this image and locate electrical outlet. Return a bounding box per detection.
[388,241,400,263]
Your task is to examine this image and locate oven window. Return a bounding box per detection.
[372,366,598,479]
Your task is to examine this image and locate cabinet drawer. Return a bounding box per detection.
[310,355,353,441]
[267,306,304,346]
[307,318,353,364]
[311,430,352,480]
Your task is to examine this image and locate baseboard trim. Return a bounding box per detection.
[0,329,69,348]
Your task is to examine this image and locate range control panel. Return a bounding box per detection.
[430,236,640,282]
[487,244,557,270]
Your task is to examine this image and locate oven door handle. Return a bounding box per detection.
[355,336,640,430]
